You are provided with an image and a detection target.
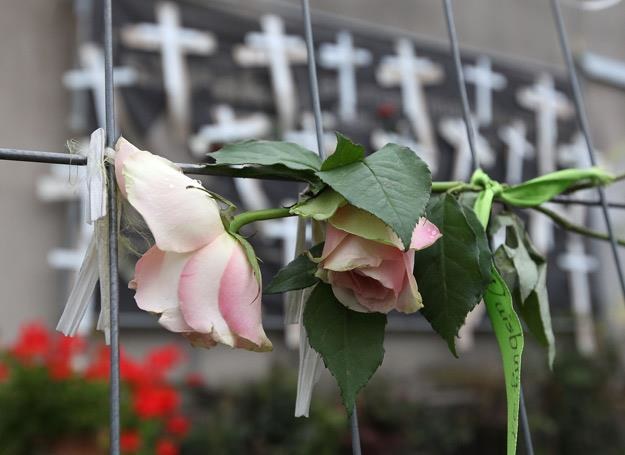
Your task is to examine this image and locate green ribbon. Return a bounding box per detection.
[470,167,614,213]
[470,169,524,455]
[468,166,614,454]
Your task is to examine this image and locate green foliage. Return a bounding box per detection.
[210,140,324,188]
[500,167,613,207]
[182,367,345,455]
[491,213,555,367]
[265,244,323,294]
[0,358,112,453]
[290,188,346,221]
[317,143,431,249]
[303,283,387,413]
[320,133,365,171]
[212,140,322,171]
[413,194,492,355]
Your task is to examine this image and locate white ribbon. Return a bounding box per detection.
[57,128,111,342]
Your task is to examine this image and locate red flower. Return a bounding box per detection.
[166,415,191,437]
[134,385,180,418]
[156,439,179,455]
[120,430,141,453]
[11,322,50,362]
[185,372,204,388]
[0,362,9,382]
[85,346,110,380]
[46,334,84,380]
[146,345,183,379]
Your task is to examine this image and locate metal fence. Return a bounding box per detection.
[1,0,624,454]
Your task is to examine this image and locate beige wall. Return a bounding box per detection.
[0,0,74,343]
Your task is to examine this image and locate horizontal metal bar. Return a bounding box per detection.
[0,148,87,165]
[550,196,625,210]
[2,148,624,208]
[0,148,301,181]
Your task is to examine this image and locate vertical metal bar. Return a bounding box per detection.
[441,0,533,452]
[519,388,535,455]
[300,0,326,160]
[300,1,360,453]
[549,0,625,302]
[103,0,120,454]
[441,0,479,170]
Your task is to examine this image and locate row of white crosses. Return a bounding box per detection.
[58,1,600,353]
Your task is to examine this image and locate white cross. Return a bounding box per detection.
[189,105,271,158]
[377,39,443,169]
[319,31,372,122]
[234,15,307,132]
[519,74,572,253]
[370,129,437,172]
[63,43,137,129]
[283,112,337,156]
[498,120,534,184]
[121,1,217,138]
[439,117,494,182]
[463,55,507,127]
[558,133,600,168]
[517,73,573,176]
[557,236,598,355]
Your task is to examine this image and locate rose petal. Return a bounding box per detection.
[114,138,179,197]
[114,138,140,197]
[320,223,349,260]
[178,234,236,346]
[133,246,193,314]
[395,252,423,313]
[329,205,403,248]
[331,271,390,300]
[158,307,193,332]
[182,333,218,349]
[322,227,398,272]
[330,272,396,313]
[219,239,272,351]
[178,233,271,351]
[410,217,442,251]
[357,258,406,294]
[123,150,225,253]
[330,284,369,313]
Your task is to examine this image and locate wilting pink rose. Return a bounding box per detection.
[318,206,442,314]
[115,138,271,351]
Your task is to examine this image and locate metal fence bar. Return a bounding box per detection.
[0,148,88,165]
[442,0,479,170]
[299,0,362,453]
[549,0,625,302]
[103,0,120,453]
[440,0,535,453]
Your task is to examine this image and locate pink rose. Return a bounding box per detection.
[115,138,271,351]
[318,205,442,314]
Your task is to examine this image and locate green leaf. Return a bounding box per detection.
[484,269,524,455]
[413,194,492,355]
[201,163,320,185]
[317,143,431,249]
[320,133,365,171]
[290,188,346,221]
[232,233,262,285]
[212,140,323,172]
[490,213,555,368]
[265,244,324,294]
[304,282,387,413]
[500,167,614,207]
[490,214,538,302]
